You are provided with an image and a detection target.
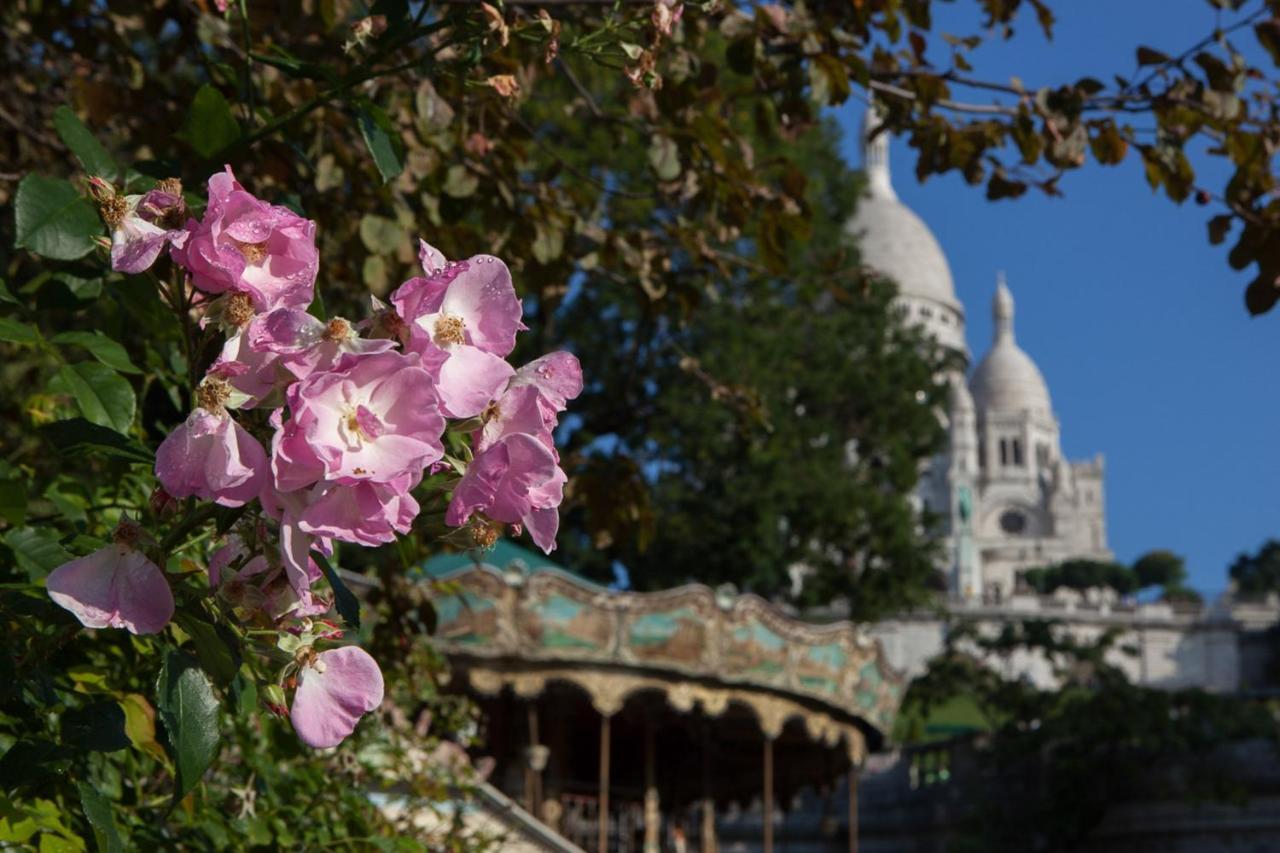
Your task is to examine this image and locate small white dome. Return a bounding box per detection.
[844,105,960,310]
[970,276,1052,417]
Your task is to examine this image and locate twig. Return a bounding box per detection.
[867,80,1020,116]
[0,103,65,151]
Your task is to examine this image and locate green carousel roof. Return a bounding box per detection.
[418,540,572,579]
[423,543,906,758]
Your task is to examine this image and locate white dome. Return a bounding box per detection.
[845,106,960,310]
[969,277,1052,417]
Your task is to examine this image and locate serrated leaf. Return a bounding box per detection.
[0,317,39,345]
[77,783,123,853]
[356,104,403,184]
[52,107,118,183]
[156,652,220,802]
[40,418,152,464]
[55,363,135,434]
[4,527,72,580]
[315,552,360,629]
[14,175,102,261]
[177,85,241,160]
[174,612,241,688]
[51,332,139,374]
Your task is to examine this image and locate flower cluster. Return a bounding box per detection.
[48,167,581,749]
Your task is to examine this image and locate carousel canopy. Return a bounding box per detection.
[421,543,905,760]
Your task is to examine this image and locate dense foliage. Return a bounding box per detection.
[1230,538,1280,595]
[7,0,1280,847]
[901,619,1278,851]
[1022,549,1200,602]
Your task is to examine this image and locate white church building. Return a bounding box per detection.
[847,106,1111,605]
[846,106,1274,693]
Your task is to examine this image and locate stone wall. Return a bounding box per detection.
[869,592,1280,692]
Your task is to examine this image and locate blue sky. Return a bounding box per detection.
[835,1,1279,596]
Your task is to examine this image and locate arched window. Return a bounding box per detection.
[1011,439,1024,466]
[998,438,1008,466]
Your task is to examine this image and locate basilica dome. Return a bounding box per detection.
[844,108,960,311]
[969,278,1053,417]
[845,195,960,309]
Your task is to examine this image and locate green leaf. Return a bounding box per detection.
[40,419,153,464]
[314,552,361,629]
[13,175,102,261]
[177,85,241,159]
[356,104,403,184]
[174,612,242,688]
[63,701,130,752]
[1136,46,1170,66]
[119,693,168,764]
[532,221,564,264]
[155,652,221,802]
[0,317,39,345]
[442,164,478,198]
[52,106,118,182]
[55,363,135,434]
[50,272,103,303]
[648,135,681,181]
[51,332,139,374]
[4,527,72,580]
[77,783,123,853]
[0,478,27,526]
[358,214,402,254]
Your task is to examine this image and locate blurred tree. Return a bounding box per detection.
[1230,538,1280,595]
[1133,549,1189,589]
[1022,558,1135,595]
[901,619,1277,851]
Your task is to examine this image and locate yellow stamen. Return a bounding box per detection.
[433,314,466,346]
[100,196,128,229]
[234,239,269,265]
[225,293,255,327]
[197,376,233,414]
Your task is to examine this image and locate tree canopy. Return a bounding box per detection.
[1229,538,1280,594]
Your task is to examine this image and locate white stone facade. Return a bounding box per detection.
[846,106,1111,602]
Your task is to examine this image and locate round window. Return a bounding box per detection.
[1000,510,1027,534]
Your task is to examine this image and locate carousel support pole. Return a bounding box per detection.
[762,736,774,853]
[848,765,859,853]
[526,703,542,820]
[644,719,659,853]
[598,713,612,853]
[701,721,716,853]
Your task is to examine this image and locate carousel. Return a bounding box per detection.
[422,542,905,852]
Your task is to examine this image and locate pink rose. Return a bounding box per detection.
[173,166,318,312]
[388,251,523,418]
[156,407,268,507]
[477,351,583,453]
[210,535,328,621]
[446,432,565,553]
[274,351,445,487]
[248,308,394,380]
[212,331,287,409]
[295,475,421,547]
[46,543,174,635]
[290,646,385,749]
[109,188,189,274]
